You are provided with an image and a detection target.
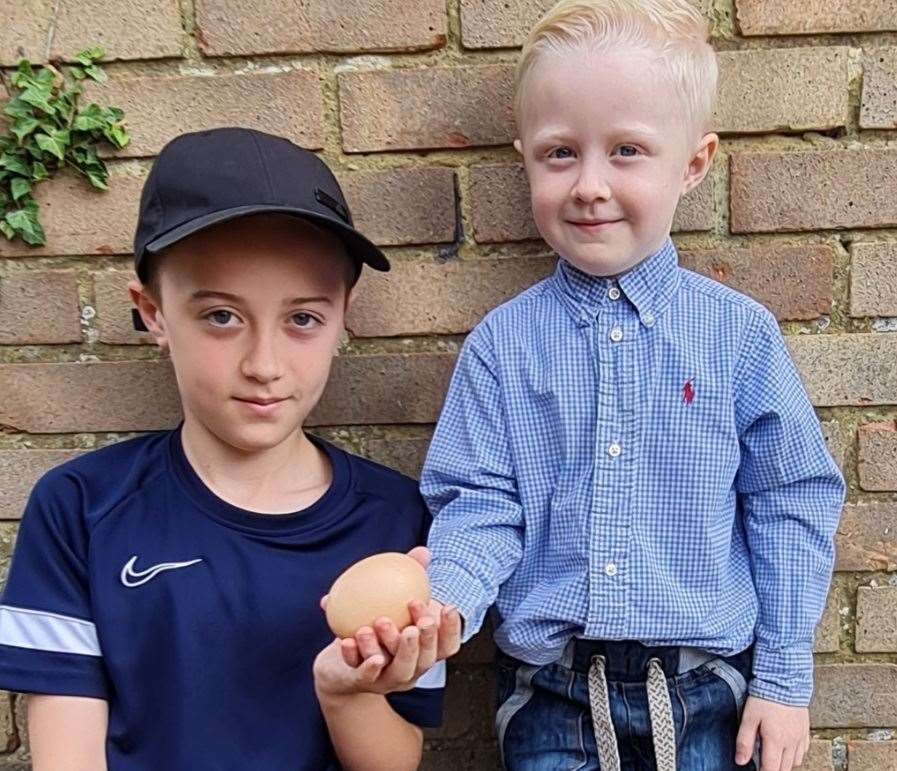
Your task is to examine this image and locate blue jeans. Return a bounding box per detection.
[495,640,756,771]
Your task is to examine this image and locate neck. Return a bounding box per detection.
[179,417,331,514]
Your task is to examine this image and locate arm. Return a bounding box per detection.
[422,324,525,640]
[29,695,108,771]
[731,310,845,771]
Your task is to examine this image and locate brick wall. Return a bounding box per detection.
[1,1,896,768]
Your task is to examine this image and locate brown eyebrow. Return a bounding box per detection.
[190,290,332,306]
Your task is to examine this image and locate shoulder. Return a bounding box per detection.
[30,430,174,529]
[677,267,771,320]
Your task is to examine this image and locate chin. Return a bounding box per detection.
[211,420,303,454]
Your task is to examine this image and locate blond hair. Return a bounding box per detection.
[515,0,718,135]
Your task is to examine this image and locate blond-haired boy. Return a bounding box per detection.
[422,2,844,769]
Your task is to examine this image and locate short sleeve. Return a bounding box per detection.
[0,468,109,699]
[385,660,445,728]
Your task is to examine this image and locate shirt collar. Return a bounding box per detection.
[553,239,680,327]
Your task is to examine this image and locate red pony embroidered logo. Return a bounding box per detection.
[682,378,696,405]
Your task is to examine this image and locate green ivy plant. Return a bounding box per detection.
[0,47,130,245]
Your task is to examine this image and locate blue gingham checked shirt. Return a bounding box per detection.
[422,239,844,706]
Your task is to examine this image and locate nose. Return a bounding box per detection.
[240,328,284,384]
[570,156,612,205]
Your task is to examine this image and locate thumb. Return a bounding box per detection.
[407,546,431,569]
[735,708,759,765]
[320,594,329,611]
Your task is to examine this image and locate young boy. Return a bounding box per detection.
[421,2,844,770]
[0,127,460,770]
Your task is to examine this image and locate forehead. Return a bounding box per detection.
[518,44,684,139]
[158,215,350,297]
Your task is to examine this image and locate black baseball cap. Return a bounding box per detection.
[133,127,390,281]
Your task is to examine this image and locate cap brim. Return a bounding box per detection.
[141,204,390,272]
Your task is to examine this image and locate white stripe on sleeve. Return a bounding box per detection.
[0,605,101,656]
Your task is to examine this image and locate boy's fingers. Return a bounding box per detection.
[358,653,386,685]
[388,625,421,684]
[416,617,438,673]
[406,546,431,569]
[437,605,462,659]
[779,746,796,771]
[355,627,386,661]
[760,739,784,771]
[734,713,759,765]
[340,638,360,668]
[409,599,433,626]
[374,617,402,657]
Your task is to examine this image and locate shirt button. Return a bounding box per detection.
[605,562,618,577]
[642,312,655,326]
[608,443,622,458]
[608,287,621,300]
[609,327,623,342]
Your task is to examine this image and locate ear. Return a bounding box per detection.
[682,132,718,196]
[128,279,170,351]
[513,138,524,156]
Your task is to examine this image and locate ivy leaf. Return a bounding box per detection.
[69,65,87,80]
[84,64,107,83]
[74,46,105,65]
[103,123,130,149]
[0,152,31,176]
[86,167,108,190]
[3,98,35,120]
[11,117,40,143]
[31,161,49,181]
[10,60,36,88]
[20,87,56,115]
[103,106,124,123]
[73,103,104,131]
[0,220,14,241]
[10,176,31,202]
[35,130,69,160]
[5,207,46,245]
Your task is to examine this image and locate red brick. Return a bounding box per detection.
[820,420,850,472]
[856,586,897,652]
[90,71,325,157]
[340,168,457,246]
[0,0,183,65]
[786,333,897,407]
[469,163,714,243]
[0,354,457,432]
[802,741,834,771]
[339,65,515,153]
[850,241,897,317]
[0,450,84,520]
[810,664,897,728]
[0,271,81,344]
[835,502,897,572]
[736,0,897,35]
[814,588,841,654]
[848,741,897,770]
[730,149,897,233]
[311,354,456,426]
[715,48,849,134]
[0,165,144,258]
[0,360,181,433]
[196,0,447,56]
[679,244,833,321]
[858,421,897,491]
[364,435,433,479]
[861,48,897,129]
[93,269,149,346]
[348,257,554,337]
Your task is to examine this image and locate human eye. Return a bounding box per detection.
[613,144,641,158]
[290,312,322,329]
[204,309,240,327]
[547,146,576,160]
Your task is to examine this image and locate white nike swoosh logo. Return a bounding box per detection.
[120,556,203,588]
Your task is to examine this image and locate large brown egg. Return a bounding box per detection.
[325,552,431,638]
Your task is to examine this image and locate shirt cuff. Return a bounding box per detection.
[427,559,489,644]
[749,642,815,707]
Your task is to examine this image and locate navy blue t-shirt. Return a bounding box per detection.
[0,429,444,770]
